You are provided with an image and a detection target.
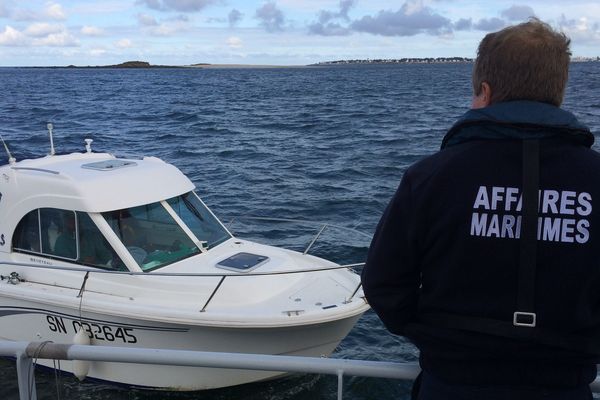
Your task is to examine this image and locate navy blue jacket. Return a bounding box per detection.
[362,100,600,387]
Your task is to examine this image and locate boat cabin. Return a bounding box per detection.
[0,151,232,272]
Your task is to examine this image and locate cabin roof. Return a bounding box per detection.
[0,152,195,214]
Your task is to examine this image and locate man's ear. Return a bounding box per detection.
[472,82,492,109]
[480,82,492,106]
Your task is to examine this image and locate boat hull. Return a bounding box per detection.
[0,298,364,390]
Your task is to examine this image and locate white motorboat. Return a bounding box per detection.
[0,129,368,390]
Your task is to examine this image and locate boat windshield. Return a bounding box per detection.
[166,192,231,250]
[102,193,230,271]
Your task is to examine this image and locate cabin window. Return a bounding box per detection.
[41,208,78,259]
[77,213,116,269]
[103,202,201,271]
[12,210,41,253]
[13,208,79,260]
[12,208,125,270]
[167,192,231,249]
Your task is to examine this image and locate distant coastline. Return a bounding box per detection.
[22,61,301,69]
[14,56,600,69]
[310,57,474,66]
[310,56,600,66]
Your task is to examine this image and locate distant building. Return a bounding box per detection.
[310,57,474,66]
[571,56,600,62]
[311,56,598,66]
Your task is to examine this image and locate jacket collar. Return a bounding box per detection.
[441,100,594,149]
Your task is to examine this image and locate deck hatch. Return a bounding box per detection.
[81,160,137,171]
[216,252,269,272]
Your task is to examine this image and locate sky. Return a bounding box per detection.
[0,0,598,66]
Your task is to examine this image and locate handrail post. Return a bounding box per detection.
[227,217,236,233]
[337,369,344,400]
[200,276,226,312]
[16,351,36,400]
[344,282,363,304]
[304,224,328,255]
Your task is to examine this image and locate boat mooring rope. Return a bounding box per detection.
[77,271,90,324]
[27,341,59,400]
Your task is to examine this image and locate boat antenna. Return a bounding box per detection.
[0,135,16,165]
[47,122,55,156]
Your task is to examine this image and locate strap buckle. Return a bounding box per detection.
[513,311,536,327]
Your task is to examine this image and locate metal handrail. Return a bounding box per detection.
[0,340,418,400]
[228,215,371,262]
[2,340,600,400]
[229,215,372,236]
[0,261,366,312]
[11,166,60,175]
[0,260,364,277]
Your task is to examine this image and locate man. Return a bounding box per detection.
[53,212,77,259]
[361,19,599,399]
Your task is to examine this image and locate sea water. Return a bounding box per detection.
[0,63,599,399]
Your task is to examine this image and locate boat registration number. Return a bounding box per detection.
[47,315,138,343]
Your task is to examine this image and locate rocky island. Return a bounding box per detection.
[63,60,180,68]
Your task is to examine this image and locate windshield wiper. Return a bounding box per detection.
[182,195,204,221]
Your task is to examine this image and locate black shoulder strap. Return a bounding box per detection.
[513,139,540,327]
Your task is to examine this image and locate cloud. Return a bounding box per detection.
[309,1,453,37]
[115,38,133,48]
[89,47,107,57]
[228,8,243,27]
[24,23,63,37]
[308,22,351,36]
[138,13,159,26]
[206,16,225,23]
[501,5,535,22]
[558,14,600,43]
[350,3,452,37]
[81,25,104,36]
[255,2,285,32]
[137,13,191,35]
[226,36,242,48]
[147,15,191,36]
[45,2,66,20]
[0,26,28,46]
[454,18,472,31]
[338,0,355,20]
[0,1,9,18]
[33,31,78,46]
[137,0,162,10]
[318,0,355,23]
[309,0,355,35]
[0,24,78,47]
[11,2,66,21]
[473,17,506,31]
[136,0,217,12]
[558,14,587,31]
[11,8,37,20]
[305,1,553,38]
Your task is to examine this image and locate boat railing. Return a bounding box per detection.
[1,216,370,311]
[226,215,371,258]
[2,340,600,400]
[0,261,366,312]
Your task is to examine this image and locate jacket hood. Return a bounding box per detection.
[441,100,594,149]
